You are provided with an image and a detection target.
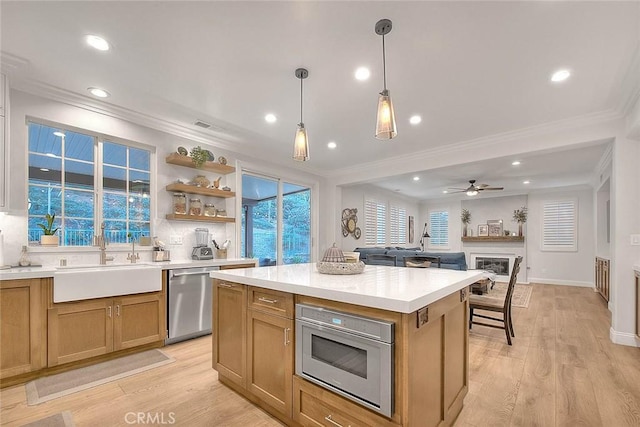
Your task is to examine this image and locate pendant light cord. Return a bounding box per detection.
[382,34,387,91]
[300,77,303,123]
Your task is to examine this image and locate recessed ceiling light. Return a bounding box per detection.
[413,176,420,181]
[523,180,531,184]
[86,35,110,51]
[442,190,448,194]
[551,69,571,82]
[355,67,370,81]
[327,141,337,149]
[265,113,277,123]
[53,131,65,137]
[88,87,110,98]
[409,115,422,125]
[511,161,521,166]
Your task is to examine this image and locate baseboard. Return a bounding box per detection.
[609,327,640,347]
[527,277,593,287]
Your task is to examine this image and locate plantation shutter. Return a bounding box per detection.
[390,205,407,245]
[365,199,386,246]
[542,199,577,251]
[429,210,449,247]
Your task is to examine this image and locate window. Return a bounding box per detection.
[428,210,449,248]
[365,199,386,246]
[389,205,407,245]
[28,122,152,246]
[542,199,577,251]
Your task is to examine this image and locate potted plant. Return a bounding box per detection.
[513,206,528,236]
[190,146,209,168]
[461,208,471,237]
[38,212,59,246]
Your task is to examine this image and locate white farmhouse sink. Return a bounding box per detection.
[54,264,161,302]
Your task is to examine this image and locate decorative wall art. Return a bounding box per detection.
[478,224,489,237]
[408,215,414,243]
[341,208,361,239]
[487,219,503,237]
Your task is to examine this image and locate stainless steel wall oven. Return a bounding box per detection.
[295,304,394,417]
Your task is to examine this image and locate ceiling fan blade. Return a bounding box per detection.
[479,187,504,191]
[446,190,467,193]
[447,187,468,191]
[477,183,490,188]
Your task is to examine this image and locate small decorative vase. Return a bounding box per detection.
[518,223,523,237]
[193,175,210,188]
[463,226,468,237]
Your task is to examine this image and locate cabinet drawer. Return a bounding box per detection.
[293,376,399,427]
[248,287,293,318]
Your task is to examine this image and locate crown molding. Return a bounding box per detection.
[0,52,30,75]
[617,43,640,116]
[331,109,624,181]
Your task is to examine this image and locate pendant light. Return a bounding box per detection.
[293,68,309,161]
[375,19,397,140]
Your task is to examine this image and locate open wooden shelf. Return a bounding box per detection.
[165,214,235,223]
[461,236,524,243]
[165,183,235,198]
[165,153,235,174]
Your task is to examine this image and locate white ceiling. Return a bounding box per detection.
[1,1,638,200]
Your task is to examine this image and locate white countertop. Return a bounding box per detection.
[210,263,484,313]
[0,258,257,280]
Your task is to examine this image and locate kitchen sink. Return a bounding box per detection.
[54,263,162,302]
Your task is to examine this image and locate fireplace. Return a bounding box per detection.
[475,257,510,275]
[470,253,517,281]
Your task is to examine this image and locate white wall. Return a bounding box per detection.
[339,184,420,252]
[526,187,594,287]
[0,90,322,266]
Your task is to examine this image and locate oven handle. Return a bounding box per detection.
[296,317,389,343]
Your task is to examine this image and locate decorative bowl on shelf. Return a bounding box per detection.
[316,261,365,275]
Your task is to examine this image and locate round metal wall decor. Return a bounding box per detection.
[341,208,361,239]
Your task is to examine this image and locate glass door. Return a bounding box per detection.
[241,173,312,266]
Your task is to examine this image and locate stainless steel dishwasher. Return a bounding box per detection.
[166,266,219,344]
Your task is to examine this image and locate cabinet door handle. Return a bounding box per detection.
[258,297,278,304]
[116,304,120,317]
[324,415,349,427]
[107,306,112,318]
[218,283,233,288]
[284,327,291,346]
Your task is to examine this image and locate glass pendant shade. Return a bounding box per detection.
[293,123,309,161]
[375,89,397,140]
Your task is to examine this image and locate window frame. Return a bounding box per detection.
[26,118,156,247]
[364,198,387,246]
[540,198,578,252]
[427,209,450,249]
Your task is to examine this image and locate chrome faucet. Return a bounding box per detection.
[127,237,140,263]
[96,222,114,265]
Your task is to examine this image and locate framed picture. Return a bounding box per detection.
[408,216,414,243]
[487,219,503,237]
[478,224,489,237]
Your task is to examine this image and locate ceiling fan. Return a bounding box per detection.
[448,179,504,196]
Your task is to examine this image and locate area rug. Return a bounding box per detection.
[21,411,75,427]
[480,282,532,308]
[26,349,174,405]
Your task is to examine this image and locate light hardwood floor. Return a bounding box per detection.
[1,284,639,426]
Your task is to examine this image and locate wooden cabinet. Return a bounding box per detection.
[595,257,610,302]
[247,287,294,417]
[213,280,247,387]
[213,281,294,419]
[293,376,399,427]
[0,278,47,380]
[48,292,165,367]
[165,153,236,223]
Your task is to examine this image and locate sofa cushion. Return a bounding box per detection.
[355,247,467,270]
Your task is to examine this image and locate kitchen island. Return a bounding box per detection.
[210,263,482,427]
